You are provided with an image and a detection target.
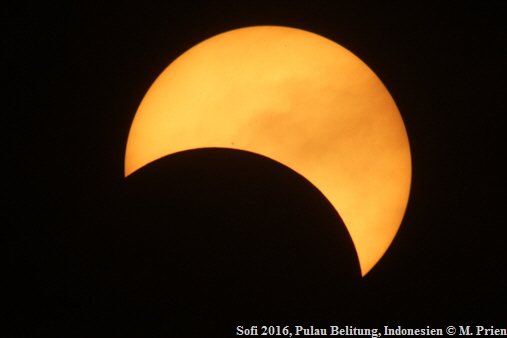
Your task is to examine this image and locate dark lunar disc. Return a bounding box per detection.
[38,148,362,335]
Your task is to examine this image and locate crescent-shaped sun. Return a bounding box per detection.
[125,26,411,276]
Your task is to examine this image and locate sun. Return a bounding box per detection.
[125,26,411,276]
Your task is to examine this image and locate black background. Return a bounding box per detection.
[6,2,504,335]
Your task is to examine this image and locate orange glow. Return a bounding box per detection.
[125,26,411,276]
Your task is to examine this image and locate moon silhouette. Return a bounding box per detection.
[125,26,411,275]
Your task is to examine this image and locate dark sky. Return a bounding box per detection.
[6,2,504,335]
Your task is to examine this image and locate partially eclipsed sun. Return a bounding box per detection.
[125,26,411,276]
